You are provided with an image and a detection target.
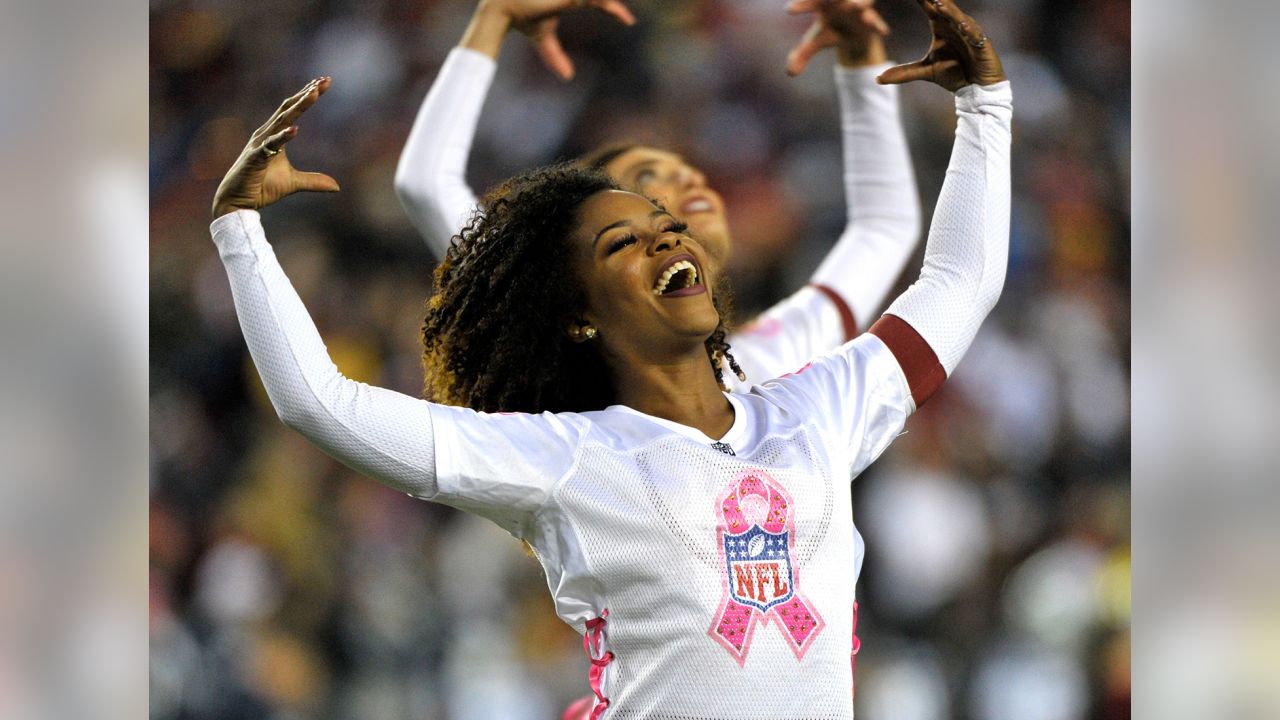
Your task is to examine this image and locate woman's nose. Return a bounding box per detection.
[650,232,682,255]
[676,165,704,190]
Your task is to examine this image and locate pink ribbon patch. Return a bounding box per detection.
[708,470,824,664]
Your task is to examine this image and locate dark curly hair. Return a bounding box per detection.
[421,162,742,414]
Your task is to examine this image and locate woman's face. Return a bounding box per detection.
[602,148,731,268]
[568,189,722,365]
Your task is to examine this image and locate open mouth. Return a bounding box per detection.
[680,196,716,215]
[652,258,702,297]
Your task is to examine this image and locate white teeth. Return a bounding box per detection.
[683,199,712,213]
[652,260,699,295]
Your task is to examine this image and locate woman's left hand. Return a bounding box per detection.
[785,0,890,76]
[212,77,341,220]
[876,0,1006,92]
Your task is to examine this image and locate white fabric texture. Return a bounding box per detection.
[394,50,920,388]
[884,81,1013,374]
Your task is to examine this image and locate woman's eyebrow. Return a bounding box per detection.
[592,219,632,247]
[591,211,670,247]
[625,159,658,176]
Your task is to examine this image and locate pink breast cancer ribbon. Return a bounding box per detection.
[709,470,824,665]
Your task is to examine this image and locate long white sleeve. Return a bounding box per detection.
[394,48,494,259]
[882,81,1012,375]
[210,210,441,498]
[811,62,922,324]
[725,64,920,386]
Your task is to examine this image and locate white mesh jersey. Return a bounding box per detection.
[395,51,924,594]
[427,337,912,719]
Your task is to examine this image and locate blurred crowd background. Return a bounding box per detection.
[149,0,1130,718]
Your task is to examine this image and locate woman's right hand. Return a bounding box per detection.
[876,0,1005,92]
[464,0,635,81]
[212,77,340,219]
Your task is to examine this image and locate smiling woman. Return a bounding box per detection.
[206,0,1010,716]
[422,165,741,417]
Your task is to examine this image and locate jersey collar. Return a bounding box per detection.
[607,392,748,450]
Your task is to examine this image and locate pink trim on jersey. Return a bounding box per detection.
[869,313,945,406]
[810,284,859,342]
[708,470,826,665]
[582,610,613,719]
[851,601,861,698]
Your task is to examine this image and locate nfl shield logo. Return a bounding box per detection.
[723,525,796,612]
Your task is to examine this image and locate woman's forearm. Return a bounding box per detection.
[211,210,442,498]
[394,48,493,259]
[460,1,514,59]
[810,62,923,330]
[873,81,1012,395]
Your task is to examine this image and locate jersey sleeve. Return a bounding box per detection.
[753,334,914,477]
[873,81,1012,403]
[727,285,854,384]
[809,63,922,327]
[394,47,494,259]
[210,210,580,537]
[427,404,585,535]
[726,63,920,384]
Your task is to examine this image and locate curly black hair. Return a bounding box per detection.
[421,162,742,414]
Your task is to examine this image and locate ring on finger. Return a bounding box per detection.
[262,145,281,157]
[968,33,988,48]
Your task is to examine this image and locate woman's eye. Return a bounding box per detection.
[662,221,689,235]
[607,235,637,254]
[634,169,656,187]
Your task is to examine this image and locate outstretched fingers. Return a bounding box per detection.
[786,22,835,76]
[532,20,575,80]
[255,79,318,138]
[862,6,890,36]
[261,77,330,142]
[293,170,341,193]
[876,58,953,85]
[785,0,826,14]
[255,125,297,161]
[590,0,636,26]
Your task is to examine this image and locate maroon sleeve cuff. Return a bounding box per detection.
[869,314,946,407]
[810,284,858,343]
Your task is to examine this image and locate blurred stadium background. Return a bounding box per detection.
[149,0,1130,718]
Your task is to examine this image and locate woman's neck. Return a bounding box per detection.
[612,354,735,440]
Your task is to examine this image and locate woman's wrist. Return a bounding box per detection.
[460,1,513,60]
[212,201,252,220]
[836,35,888,67]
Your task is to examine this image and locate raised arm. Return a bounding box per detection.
[394,0,635,258]
[212,209,441,497]
[211,79,584,529]
[751,0,1008,479]
[212,78,439,497]
[799,0,923,332]
[725,1,921,383]
[866,0,1011,407]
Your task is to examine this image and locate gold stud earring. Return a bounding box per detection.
[583,326,597,339]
